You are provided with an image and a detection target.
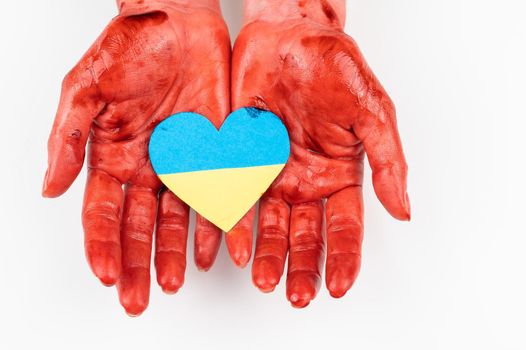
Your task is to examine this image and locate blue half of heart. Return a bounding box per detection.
[149,108,290,175]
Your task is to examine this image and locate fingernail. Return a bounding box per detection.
[327,274,354,299]
[289,293,312,308]
[91,258,120,286]
[195,258,213,272]
[233,251,250,268]
[227,238,251,269]
[42,169,50,197]
[403,192,411,221]
[252,259,281,292]
[158,273,184,295]
[286,273,318,308]
[253,273,279,293]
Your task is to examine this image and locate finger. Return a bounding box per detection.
[155,190,189,294]
[194,215,222,271]
[286,201,324,308]
[252,197,290,293]
[82,169,123,286]
[325,186,363,298]
[225,206,255,268]
[117,185,157,317]
[353,95,410,221]
[43,59,105,198]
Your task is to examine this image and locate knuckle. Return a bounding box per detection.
[289,241,324,255]
[327,214,363,234]
[83,202,120,225]
[157,214,187,232]
[259,227,288,242]
[123,226,153,244]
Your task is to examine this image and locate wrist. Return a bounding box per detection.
[117,0,221,16]
[243,0,346,28]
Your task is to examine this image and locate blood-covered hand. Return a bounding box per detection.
[231,0,410,307]
[43,0,230,316]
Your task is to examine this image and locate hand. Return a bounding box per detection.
[231,0,410,307]
[43,0,230,316]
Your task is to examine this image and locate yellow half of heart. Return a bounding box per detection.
[159,164,285,232]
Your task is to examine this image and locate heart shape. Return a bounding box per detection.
[149,108,290,232]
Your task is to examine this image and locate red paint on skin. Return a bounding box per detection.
[44,0,410,314]
[320,0,338,23]
[43,0,230,316]
[233,0,410,308]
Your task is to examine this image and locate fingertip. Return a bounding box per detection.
[234,254,251,269]
[123,302,147,318]
[230,249,251,269]
[98,274,119,287]
[329,289,348,299]
[289,297,311,309]
[194,253,215,272]
[161,285,180,295]
[118,268,150,317]
[326,271,356,299]
[373,168,411,221]
[42,189,55,199]
[326,253,361,298]
[286,272,319,308]
[42,144,84,198]
[225,229,252,268]
[86,243,121,286]
[252,257,283,293]
[42,188,66,199]
[155,253,185,294]
[388,191,411,221]
[42,170,67,198]
[226,207,255,268]
[253,276,278,293]
[402,192,411,221]
[158,275,184,294]
[159,280,182,295]
[93,265,120,287]
[42,170,52,197]
[125,310,144,318]
[194,217,222,272]
[196,265,211,272]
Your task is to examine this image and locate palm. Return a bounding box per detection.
[233,19,410,307]
[44,4,230,315]
[88,11,229,182]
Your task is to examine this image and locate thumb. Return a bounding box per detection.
[43,67,105,198]
[353,96,410,221]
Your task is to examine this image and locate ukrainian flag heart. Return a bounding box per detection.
[149,108,290,232]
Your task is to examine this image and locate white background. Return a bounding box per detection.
[1,0,525,349]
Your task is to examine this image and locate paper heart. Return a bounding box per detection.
[149,108,290,232]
